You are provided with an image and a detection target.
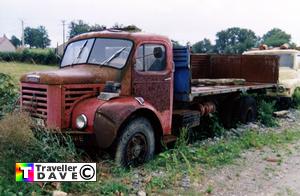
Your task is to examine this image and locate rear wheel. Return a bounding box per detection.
[115,117,155,167]
[219,96,239,128]
[238,96,257,123]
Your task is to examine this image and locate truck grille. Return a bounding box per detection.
[21,85,48,119]
[64,87,98,110]
[21,83,102,129]
[63,86,99,127]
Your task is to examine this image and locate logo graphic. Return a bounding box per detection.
[16,163,96,182]
[79,165,96,180]
[16,163,34,182]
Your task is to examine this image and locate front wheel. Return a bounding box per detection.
[115,117,155,167]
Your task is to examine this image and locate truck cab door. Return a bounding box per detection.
[132,43,173,134]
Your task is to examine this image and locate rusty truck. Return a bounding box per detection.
[20,31,279,166]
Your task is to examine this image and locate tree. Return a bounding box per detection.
[111,23,141,32]
[215,27,258,54]
[69,20,142,39]
[10,35,21,47]
[24,26,50,48]
[69,20,90,38]
[120,25,141,32]
[192,38,213,53]
[90,24,107,32]
[262,28,291,47]
[171,40,183,47]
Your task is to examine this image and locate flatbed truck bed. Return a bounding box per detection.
[190,82,276,98]
[173,47,279,102]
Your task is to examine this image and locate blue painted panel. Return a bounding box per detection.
[174,68,190,93]
[173,47,189,68]
[173,47,190,101]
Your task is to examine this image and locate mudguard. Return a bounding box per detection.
[72,96,163,148]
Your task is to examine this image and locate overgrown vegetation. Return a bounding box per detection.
[0,112,83,195]
[1,109,300,194]
[258,100,278,127]
[0,49,59,65]
[292,88,300,108]
[143,128,300,193]
[0,73,19,117]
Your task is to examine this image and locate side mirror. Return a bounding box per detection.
[153,47,163,58]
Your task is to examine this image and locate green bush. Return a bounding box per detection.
[258,100,278,127]
[292,88,300,108]
[0,73,19,117]
[0,49,59,65]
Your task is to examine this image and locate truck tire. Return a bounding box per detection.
[115,117,155,167]
[238,96,257,124]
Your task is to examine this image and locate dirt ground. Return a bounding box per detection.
[196,143,300,196]
[196,111,300,196]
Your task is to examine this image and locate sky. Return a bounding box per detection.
[1,0,300,47]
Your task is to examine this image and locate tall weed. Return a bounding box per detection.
[292,88,300,108]
[258,100,278,127]
[0,112,80,195]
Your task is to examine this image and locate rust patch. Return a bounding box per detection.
[191,54,279,84]
[120,60,132,96]
[94,98,143,148]
[190,54,210,79]
[20,64,120,85]
[133,71,172,111]
[93,112,118,148]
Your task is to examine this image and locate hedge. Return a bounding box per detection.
[0,73,18,117]
[0,49,60,65]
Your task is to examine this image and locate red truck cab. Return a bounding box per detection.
[21,31,174,166]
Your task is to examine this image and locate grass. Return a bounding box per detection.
[0,112,82,195]
[1,111,300,195]
[0,61,57,84]
[292,88,300,108]
[206,185,213,194]
[25,48,55,54]
[258,100,278,127]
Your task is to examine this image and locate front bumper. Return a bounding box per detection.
[65,131,97,147]
[31,123,98,147]
[266,88,291,98]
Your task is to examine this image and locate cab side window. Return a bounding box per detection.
[135,44,166,71]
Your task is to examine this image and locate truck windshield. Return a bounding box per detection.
[61,38,133,69]
[278,54,294,68]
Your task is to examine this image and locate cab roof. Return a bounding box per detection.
[69,30,172,45]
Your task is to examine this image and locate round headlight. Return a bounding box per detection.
[278,85,285,93]
[76,114,87,129]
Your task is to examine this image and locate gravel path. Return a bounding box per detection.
[195,110,300,196]
[196,143,300,196]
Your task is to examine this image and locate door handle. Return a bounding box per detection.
[164,77,171,81]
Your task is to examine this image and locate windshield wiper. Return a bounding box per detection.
[71,40,88,65]
[101,47,126,65]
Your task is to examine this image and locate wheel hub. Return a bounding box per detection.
[126,133,148,165]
